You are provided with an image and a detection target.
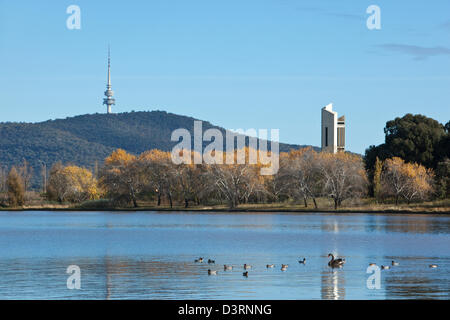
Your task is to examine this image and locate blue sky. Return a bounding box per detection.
[0,0,449,154]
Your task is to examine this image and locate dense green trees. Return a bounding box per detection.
[366,114,447,169]
[384,114,446,168]
[365,114,449,197]
[435,159,450,199]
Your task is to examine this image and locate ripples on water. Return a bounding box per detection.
[0,211,448,299]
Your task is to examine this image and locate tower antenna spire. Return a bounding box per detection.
[103,45,115,114]
[107,44,111,87]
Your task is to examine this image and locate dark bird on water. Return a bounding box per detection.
[328,253,346,268]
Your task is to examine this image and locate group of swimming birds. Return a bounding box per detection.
[194,254,438,277]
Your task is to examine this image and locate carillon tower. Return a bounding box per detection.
[321,103,345,153]
[103,47,115,114]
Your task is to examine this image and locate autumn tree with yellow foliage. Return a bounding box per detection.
[7,166,25,207]
[47,163,99,203]
[381,157,434,204]
[99,149,144,207]
[92,146,440,210]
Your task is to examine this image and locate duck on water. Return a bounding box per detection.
[328,253,346,268]
[208,269,218,275]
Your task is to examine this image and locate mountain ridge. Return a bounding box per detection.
[0,110,318,189]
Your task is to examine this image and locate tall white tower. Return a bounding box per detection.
[321,103,345,153]
[103,46,115,114]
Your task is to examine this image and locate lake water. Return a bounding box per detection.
[0,211,448,300]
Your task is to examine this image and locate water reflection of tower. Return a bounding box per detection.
[322,219,340,233]
[105,256,113,300]
[321,269,346,300]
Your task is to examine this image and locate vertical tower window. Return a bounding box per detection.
[338,127,345,147]
[325,127,328,147]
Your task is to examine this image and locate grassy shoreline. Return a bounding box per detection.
[2,199,449,214]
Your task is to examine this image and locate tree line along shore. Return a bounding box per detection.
[1,113,449,212]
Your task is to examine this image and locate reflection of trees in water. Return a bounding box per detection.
[319,215,450,235]
[382,215,449,234]
[321,269,345,300]
[102,257,205,299]
[384,273,445,299]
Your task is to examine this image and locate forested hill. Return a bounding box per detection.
[0,111,316,188]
